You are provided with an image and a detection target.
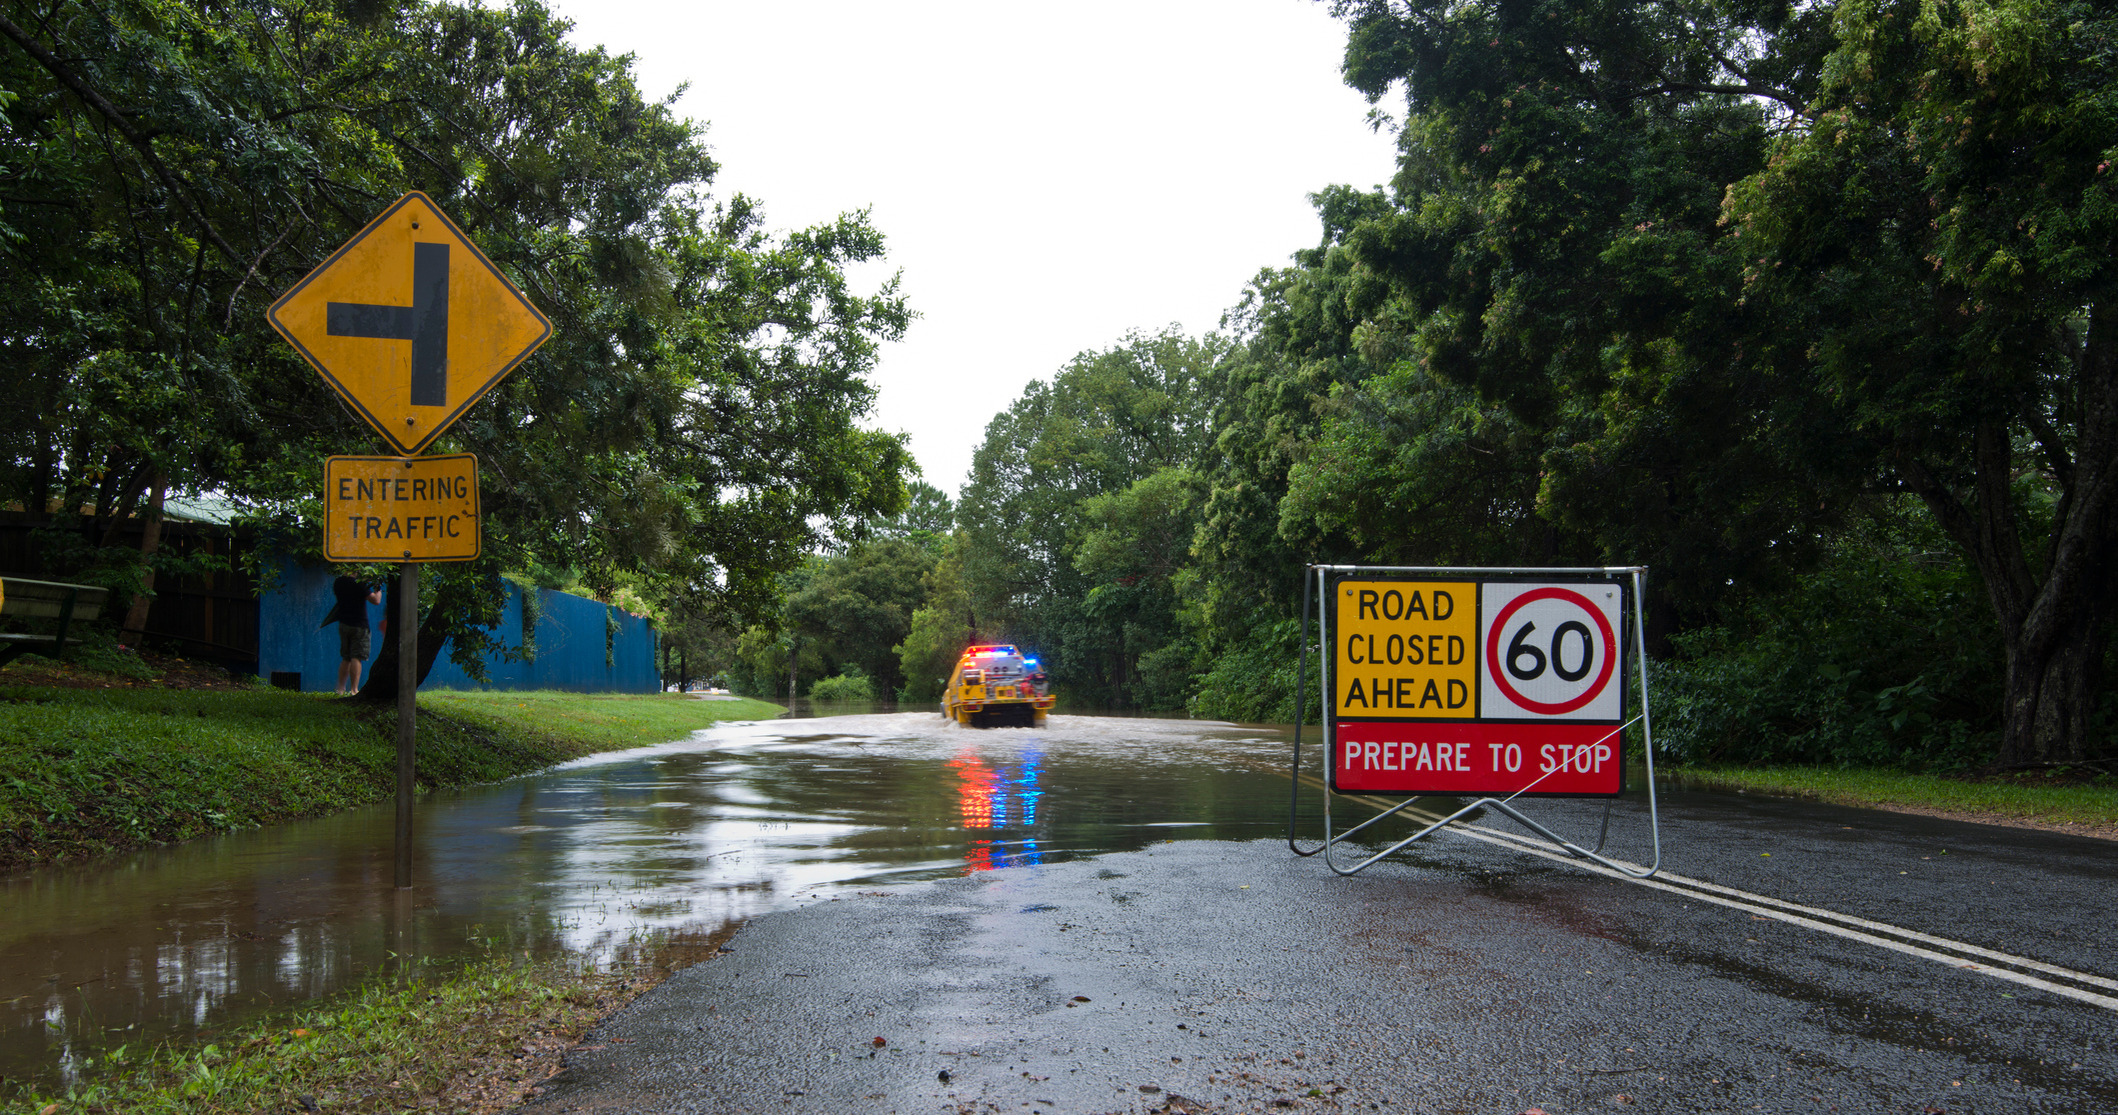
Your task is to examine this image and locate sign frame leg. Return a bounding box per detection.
[395,561,419,889]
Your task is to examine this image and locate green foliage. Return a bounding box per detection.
[1280,365,1555,567]
[1072,467,1204,711]
[894,534,974,704]
[785,537,936,695]
[958,328,1228,706]
[11,626,158,680]
[2,0,912,680]
[1323,0,1861,637]
[874,480,955,548]
[0,686,401,867]
[1655,507,2003,768]
[1187,613,1311,724]
[1718,0,2118,764]
[807,670,876,702]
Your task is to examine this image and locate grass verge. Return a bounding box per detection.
[1664,764,2118,833]
[420,689,781,754]
[0,682,782,871]
[0,925,736,1115]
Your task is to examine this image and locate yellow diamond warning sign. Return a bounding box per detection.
[324,455,480,562]
[269,192,550,455]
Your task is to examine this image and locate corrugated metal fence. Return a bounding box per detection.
[255,559,659,693]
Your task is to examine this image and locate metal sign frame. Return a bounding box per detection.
[1288,564,1663,879]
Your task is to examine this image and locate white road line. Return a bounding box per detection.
[1309,783,2118,1014]
[1459,815,2118,994]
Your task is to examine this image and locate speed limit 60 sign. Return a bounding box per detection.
[1331,578,1627,797]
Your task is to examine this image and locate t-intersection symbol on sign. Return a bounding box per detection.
[326,242,450,407]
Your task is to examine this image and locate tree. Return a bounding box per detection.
[874,480,955,545]
[1325,0,2116,763]
[1074,467,1203,710]
[895,533,976,704]
[956,328,1227,703]
[1723,0,2118,765]
[785,537,935,697]
[1,0,913,692]
[1326,0,1861,647]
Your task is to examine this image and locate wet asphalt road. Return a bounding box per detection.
[525,792,2118,1114]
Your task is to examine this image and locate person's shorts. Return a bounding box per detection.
[340,624,372,662]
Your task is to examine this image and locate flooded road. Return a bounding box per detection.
[0,710,1298,1089]
[9,705,2118,1110]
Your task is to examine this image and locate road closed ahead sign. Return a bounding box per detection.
[1331,577,1627,797]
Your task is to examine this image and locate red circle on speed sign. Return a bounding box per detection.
[1483,587,1618,715]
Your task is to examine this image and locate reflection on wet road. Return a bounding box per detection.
[0,711,1287,1089]
[9,704,2117,1109]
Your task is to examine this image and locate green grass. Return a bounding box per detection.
[421,690,782,753]
[0,937,709,1115]
[0,687,783,871]
[1665,765,2118,829]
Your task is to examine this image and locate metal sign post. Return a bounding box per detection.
[1290,564,1663,878]
[395,562,418,889]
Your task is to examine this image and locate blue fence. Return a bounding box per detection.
[255,559,659,693]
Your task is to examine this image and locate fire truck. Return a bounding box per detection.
[942,644,1053,727]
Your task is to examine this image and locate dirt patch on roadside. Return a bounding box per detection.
[451,924,741,1114]
[1,648,256,691]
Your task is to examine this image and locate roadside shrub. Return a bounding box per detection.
[808,671,876,702]
[21,627,157,680]
[1188,613,1322,724]
[1654,519,2002,770]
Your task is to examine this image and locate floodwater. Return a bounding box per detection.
[0,707,1303,1091]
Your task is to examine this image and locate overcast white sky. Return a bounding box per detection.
[554,1,1401,495]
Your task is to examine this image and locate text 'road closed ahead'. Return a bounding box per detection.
[323,454,480,562]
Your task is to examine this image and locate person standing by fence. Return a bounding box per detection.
[327,575,383,694]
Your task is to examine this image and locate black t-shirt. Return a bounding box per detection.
[332,576,374,629]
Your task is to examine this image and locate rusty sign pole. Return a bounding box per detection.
[395,560,419,889]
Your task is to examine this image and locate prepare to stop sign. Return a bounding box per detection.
[1332,579,1626,797]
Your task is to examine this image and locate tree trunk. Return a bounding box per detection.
[1999,605,2105,766]
[120,472,169,641]
[355,571,447,701]
[1906,302,2118,768]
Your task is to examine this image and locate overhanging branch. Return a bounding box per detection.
[0,10,242,265]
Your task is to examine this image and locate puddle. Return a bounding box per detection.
[0,710,1295,1090]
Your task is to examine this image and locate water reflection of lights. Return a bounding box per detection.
[950,749,1046,873]
[1,712,1293,1092]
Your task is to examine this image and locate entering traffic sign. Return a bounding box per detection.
[323,454,481,562]
[268,192,551,455]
